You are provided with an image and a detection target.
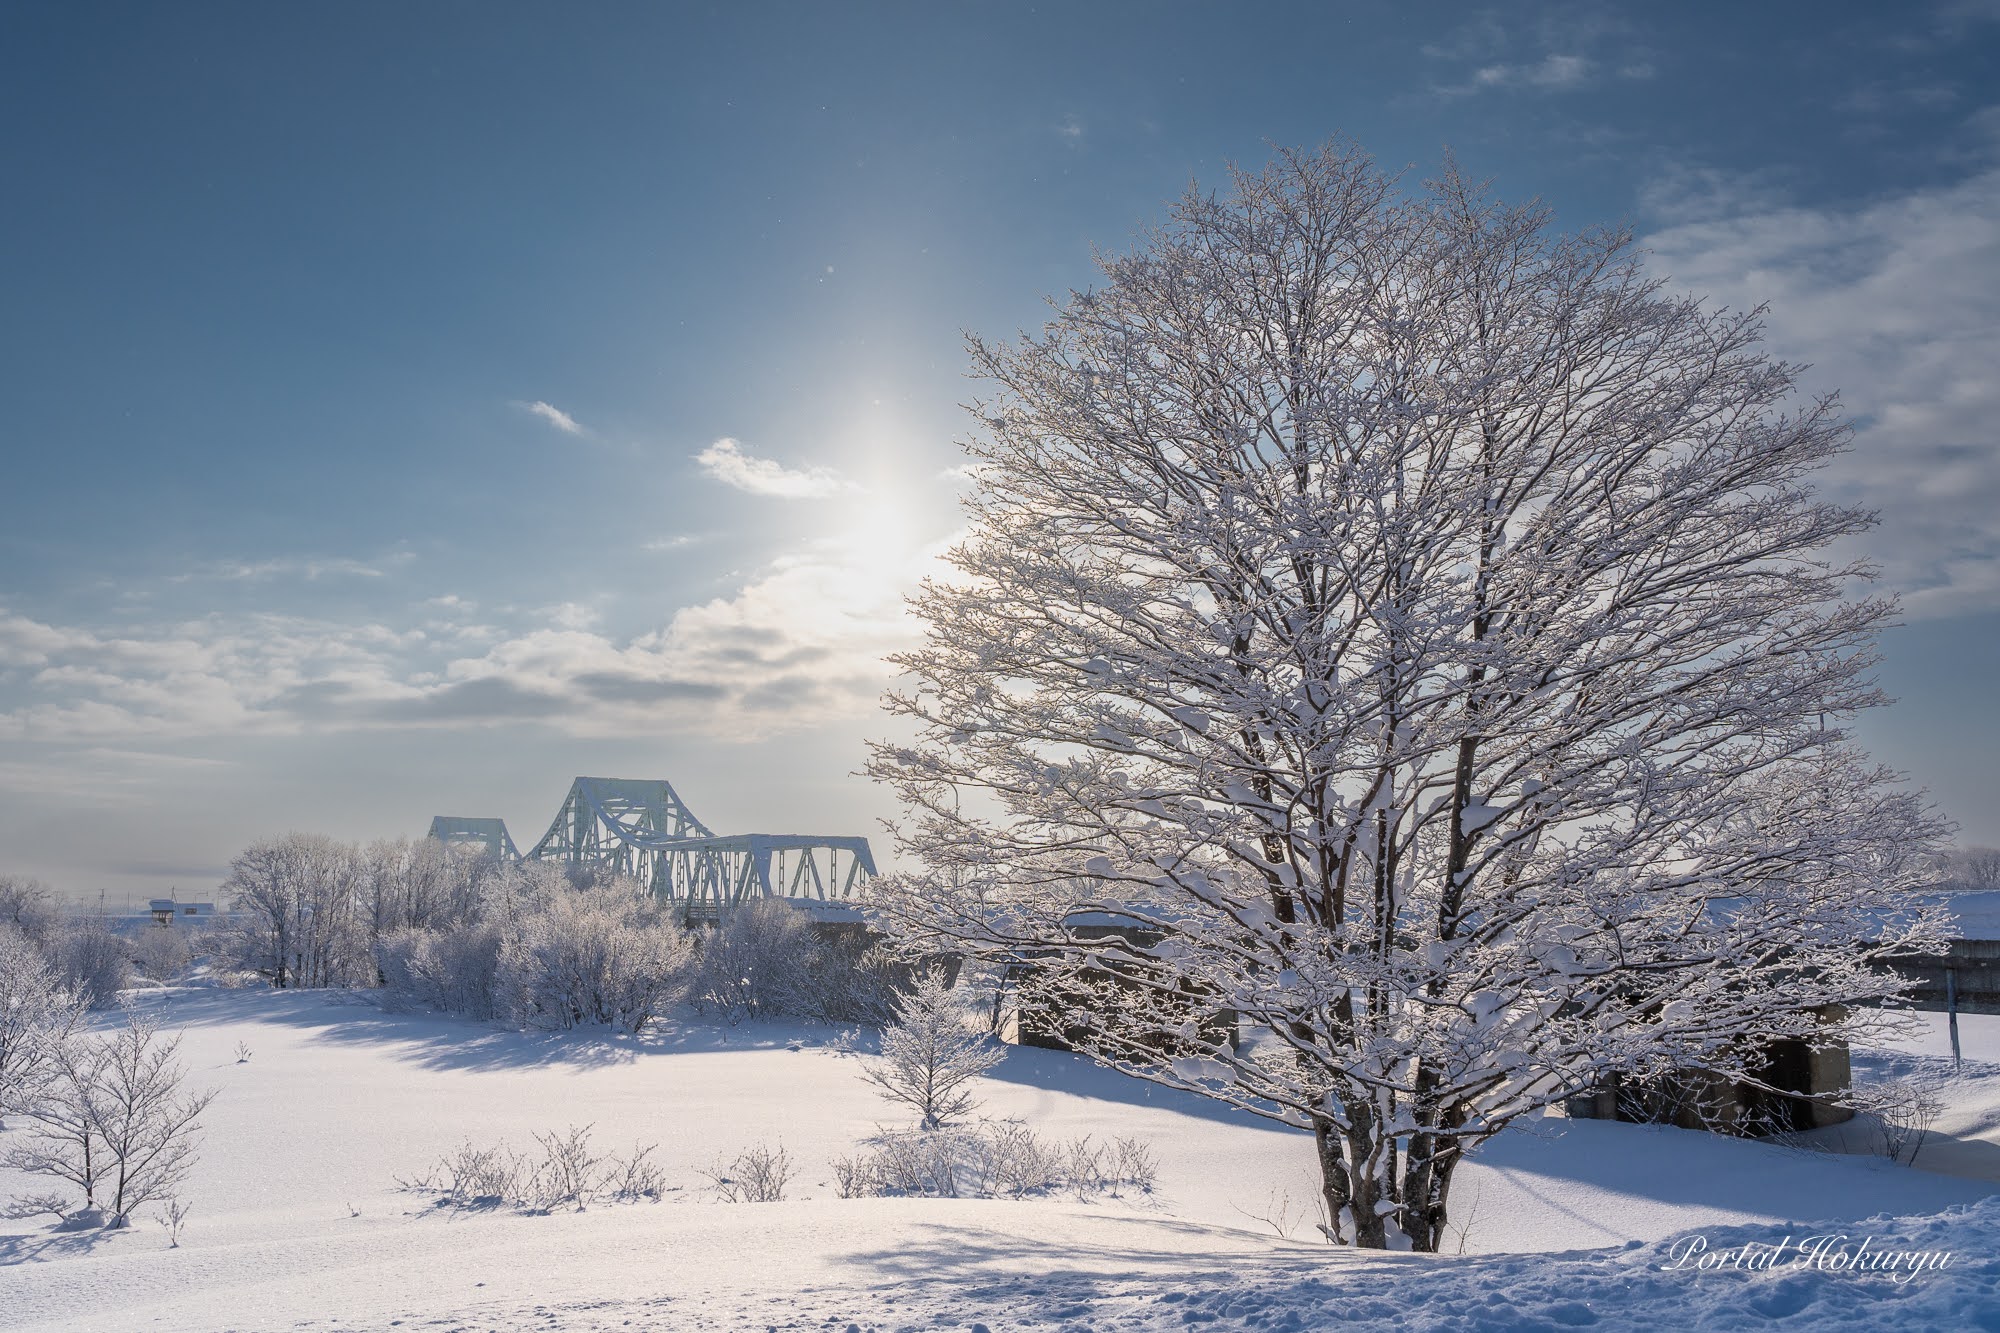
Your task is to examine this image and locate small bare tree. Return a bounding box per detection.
[2,1031,109,1214]
[7,1015,216,1228]
[1852,1073,1948,1165]
[863,966,1002,1129]
[93,1016,217,1227]
[158,1195,192,1247]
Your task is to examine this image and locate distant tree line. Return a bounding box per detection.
[0,876,135,1010]
[213,833,902,1034]
[1935,846,2000,893]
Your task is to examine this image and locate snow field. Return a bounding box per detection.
[1,987,1995,1330]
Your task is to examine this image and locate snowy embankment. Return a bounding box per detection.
[2,987,1996,1331]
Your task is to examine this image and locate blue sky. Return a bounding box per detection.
[3,2,1998,901]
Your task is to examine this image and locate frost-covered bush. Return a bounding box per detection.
[692,899,817,1020]
[129,928,192,984]
[378,924,504,1020]
[397,1125,664,1212]
[496,886,696,1034]
[49,919,130,1009]
[692,900,902,1023]
[833,1123,1155,1200]
[375,875,693,1034]
[1850,1071,1949,1165]
[804,931,905,1025]
[702,1143,795,1203]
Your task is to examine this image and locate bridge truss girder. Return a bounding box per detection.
[430,776,875,914]
[427,816,521,861]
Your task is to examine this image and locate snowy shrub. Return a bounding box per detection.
[129,928,193,984]
[834,1123,1155,1200]
[1850,1072,1949,1165]
[794,928,905,1025]
[403,1141,522,1208]
[496,886,695,1034]
[378,924,504,1020]
[692,899,819,1020]
[986,1120,1065,1197]
[834,1129,963,1198]
[396,1125,664,1213]
[862,965,1002,1128]
[378,875,692,1033]
[606,1141,667,1201]
[49,919,131,1009]
[373,930,426,1007]
[693,901,904,1024]
[158,1195,191,1247]
[527,1125,607,1211]
[1104,1135,1159,1193]
[702,1142,796,1203]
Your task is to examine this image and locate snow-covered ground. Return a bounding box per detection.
[2,987,1996,1330]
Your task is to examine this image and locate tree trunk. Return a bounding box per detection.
[1309,1114,1352,1245]
[1344,1113,1389,1249]
[1400,1129,1463,1253]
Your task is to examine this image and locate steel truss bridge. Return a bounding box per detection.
[428,777,876,916]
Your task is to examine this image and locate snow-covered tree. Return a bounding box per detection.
[863,966,1002,1129]
[0,876,58,946]
[362,836,487,946]
[1,1029,108,1214]
[6,1015,216,1227]
[868,143,1948,1250]
[89,1016,217,1228]
[221,833,370,989]
[1956,846,2000,891]
[0,928,84,1127]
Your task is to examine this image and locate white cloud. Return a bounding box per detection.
[1471,53,1592,90]
[0,525,951,747]
[520,400,585,435]
[1644,147,2000,618]
[1422,9,1650,98]
[695,438,861,499]
[542,602,601,632]
[168,555,399,584]
[1636,162,1796,225]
